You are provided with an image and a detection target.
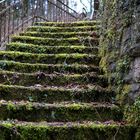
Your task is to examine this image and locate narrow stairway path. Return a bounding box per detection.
[0,21,136,140]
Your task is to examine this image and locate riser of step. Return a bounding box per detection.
[20,32,95,38]
[0,85,114,103]
[11,36,99,46]
[0,101,122,122]
[6,43,99,54]
[0,51,100,65]
[0,121,136,140]
[0,71,108,87]
[34,21,100,27]
[0,61,100,74]
[27,26,99,33]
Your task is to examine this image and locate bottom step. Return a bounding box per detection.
[0,121,136,140]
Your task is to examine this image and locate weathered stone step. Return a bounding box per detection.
[6,43,98,54]
[27,26,99,33]
[11,36,99,46]
[0,51,100,65]
[0,71,107,87]
[34,20,100,27]
[0,101,122,122]
[0,121,136,140]
[20,31,95,38]
[0,60,99,74]
[0,84,114,103]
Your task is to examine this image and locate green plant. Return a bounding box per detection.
[124,97,140,126]
[26,102,33,111]
[7,102,16,111]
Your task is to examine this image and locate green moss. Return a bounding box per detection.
[116,84,132,105]
[7,101,17,111]
[25,102,33,111]
[68,103,85,110]
[0,60,99,74]
[34,20,100,27]
[113,56,132,103]
[106,28,116,40]
[0,51,100,65]
[27,26,99,33]
[0,101,123,122]
[0,70,107,87]
[6,43,98,54]
[99,0,135,106]
[99,56,108,75]
[0,122,136,140]
[11,36,98,46]
[99,40,132,104]
[124,97,140,126]
[20,31,91,38]
[0,84,114,103]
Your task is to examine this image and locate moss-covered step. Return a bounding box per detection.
[0,121,136,140]
[34,20,100,27]
[0,51,100,65]
[0,60,99,74]
[0,71,107,87]
[0,84,114,103]
[26,26,99,33]
[0,101,122,122]
[6,43,98,54]
[11,36,99,46]
[20,31,94,38]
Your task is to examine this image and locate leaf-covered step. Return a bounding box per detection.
[0,51,100,65]
[0,101,122,122]
[0,84,114,103]
[20,31,94,38]
[0,60,99,74]
[11,36,99,46]
[0,121,136,140]
[6,43,98,54]
[34,20,100,27]
[0,71,107,87]
[27,26,99,33]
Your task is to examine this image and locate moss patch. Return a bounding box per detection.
[11,36,99,46]
[0,84,114,103]
[0,51,100,65]
[34,20,100,27]
[0,60,99,74]
[0,70,107,87]
[27,26,99,33]
[20,31,92,38]
[0,101,122,122]
[6,43,98,54]
[0,121,136,140]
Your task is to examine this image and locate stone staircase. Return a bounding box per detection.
[0,21,136,139]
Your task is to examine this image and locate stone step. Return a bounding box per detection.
[0,60,99,74]
[11,36,99,46]
[6,43,98,54]
[0,71,108,87]
[0,84,114,103]
[20,31,96,38]
[0,51,100,65]
[0,101,122,122]
[27,26,99,33]
[34,20,100,27]
[0,121,136,140]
